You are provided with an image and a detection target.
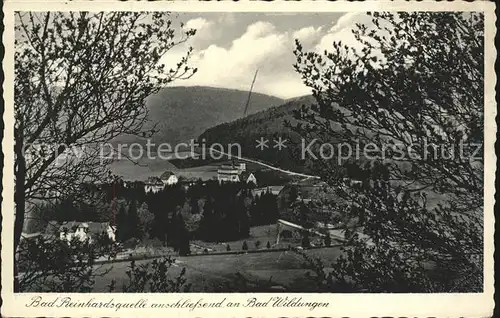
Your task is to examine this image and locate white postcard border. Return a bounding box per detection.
[1,1,496,317]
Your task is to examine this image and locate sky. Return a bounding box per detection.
[163,12,373,99]
[15,11,374,99]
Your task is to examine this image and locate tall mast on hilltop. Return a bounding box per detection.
[243,69,259,117]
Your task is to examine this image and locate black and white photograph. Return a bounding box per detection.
[1,1,496,317]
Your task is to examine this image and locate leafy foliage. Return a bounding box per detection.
[293,12,483,292]
[249,189,279,226]
[14,11,199,291]
[194,182,251,242]
[112,258,191,293]
[17,234,116,292]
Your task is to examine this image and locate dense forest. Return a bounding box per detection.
[170,95,318,172]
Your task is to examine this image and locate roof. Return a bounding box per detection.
[87,222,111,234]
[58,221,85,232]
[277,181,347,224]
[252,186,284,197]
[160,171,175,179]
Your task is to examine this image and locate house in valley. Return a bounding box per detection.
[217,162,244,183]
[144,176,166,193]
[46,221,116,243]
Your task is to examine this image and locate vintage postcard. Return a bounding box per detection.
[1,0,496,317]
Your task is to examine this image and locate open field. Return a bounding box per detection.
[93,246,344,292]
[191,224,281,253]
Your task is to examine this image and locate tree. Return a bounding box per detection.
[292,12,483,292]
[289,199,313,229]
[127,201,140,239]
[137,202,154,239]
[115,204,129,242]
[235,197,250,239]
[251,191,278,226]
[176,215,191,256]
[180,199,202,234]
[168,213,190,256]
[198,198,216,241]
[324,234,331,247]
[266,241,271,249]
[26,202,55,233]
[189,197,200,214]
[301,232,310,248]
[113,258,191,293]
[18,234,115,292]
[14,12,197,256]
[183,213,202,235]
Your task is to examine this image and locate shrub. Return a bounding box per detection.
[301,234,310,248]
[17,234,116,292]
[324,234,331,247]
[110,257,191,292]
[122,237,140,249]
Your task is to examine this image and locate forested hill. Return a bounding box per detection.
[172,95,318,172]
[112,86,285,146]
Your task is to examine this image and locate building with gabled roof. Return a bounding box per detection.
[216,161,256,185]
[240,171,257,185]
[160,171,178,185]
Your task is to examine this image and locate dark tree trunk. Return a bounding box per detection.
[14,123,25,292]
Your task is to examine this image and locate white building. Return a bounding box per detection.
[217,162,250,183]
[240,171,257,185]
[160,171,178,185]
[57,222,116,243]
